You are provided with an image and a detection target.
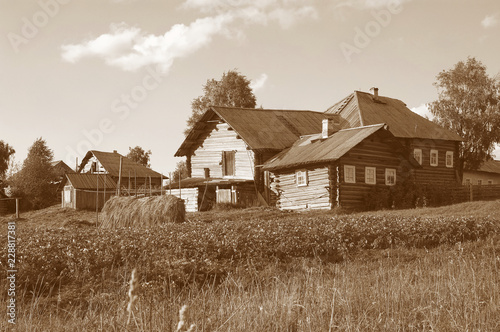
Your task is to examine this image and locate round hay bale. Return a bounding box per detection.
[100,195,185,228]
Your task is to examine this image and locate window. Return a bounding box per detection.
[465,178,471,186]
[296,170,308,187]
[488,180,493,185]
[446,151,454,168]
[365,167,376,184]
[413,149,422,165]
[477,179,482,185]
[344,165,356,183]
[222,151,235,176]
[385,168,396,186]
[430,150,438,167]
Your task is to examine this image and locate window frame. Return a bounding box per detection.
[344,165,356,183]
[296,170,308,187]
[413,149,422,165]
[446,151,454,168]
[430,149,439,167]
[385,168,396,186]
[477,179,482,185]
[365,167,376,185]
[465,178,471,186]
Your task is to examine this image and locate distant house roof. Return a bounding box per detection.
[263,124,398,171]
[175,106,342,156]
[325,91,462,141]
[66,173,117,190]
[467,160,500,175]
[78,151,163,178]
[51,160,75,175]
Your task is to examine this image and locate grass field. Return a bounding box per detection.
[1,200,499,331]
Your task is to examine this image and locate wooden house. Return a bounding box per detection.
[62,173,117,210]
[324,89,463,185]
[263,123,420,210]
[51,160,75,201]
[174,106,341,210]
[78,150,164,194]
[463,160,500,185]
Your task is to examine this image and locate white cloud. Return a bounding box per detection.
[62,15,234,73]
[334,0,408,10]
[250,73,268,91]
[410,103,433,120]
[62,0,317,72]
[481,14,498,29]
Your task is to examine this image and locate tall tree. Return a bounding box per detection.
[127,146,152,167]
[429,57,500,179]
[0,140,15,181]
[185,70,257,135]
[171,160,189,183]
[10,138,56,209]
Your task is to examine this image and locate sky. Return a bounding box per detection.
[1,0,499,176]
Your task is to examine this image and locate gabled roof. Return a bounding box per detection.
[468,160,500,175]
[79,151,163,178]
[175,106,342,156]
[263,124,391,171]
[325,91,462,141]
[51,160,75,175]
[66,173,117,190]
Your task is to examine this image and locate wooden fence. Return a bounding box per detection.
[451,184,500,203]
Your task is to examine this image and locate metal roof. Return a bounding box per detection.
[325,91,463,141]
[175,107,342,156]
[79,151,163,178]
[471,160,500,175]
[263,124,388,171]
[66,173,117,190]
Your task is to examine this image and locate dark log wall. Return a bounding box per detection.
[406,139,460,185]
[338,132,407,210]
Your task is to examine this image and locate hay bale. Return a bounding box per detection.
[100,195,185,228]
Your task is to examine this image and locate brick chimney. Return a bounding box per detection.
[370,87,379,101]
[322,118,336,139]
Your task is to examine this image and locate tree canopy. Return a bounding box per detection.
[127,146,152,168]
[0,140,15,181]
[429,57,500,177]
[171,160,189,183]
[10,138,57,209]
[185,70,257,135]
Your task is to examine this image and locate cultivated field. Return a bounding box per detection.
[1,200,500,331]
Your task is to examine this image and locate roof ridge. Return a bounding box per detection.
[211,106,318,113]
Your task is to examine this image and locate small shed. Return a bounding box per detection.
[62,173,117,210]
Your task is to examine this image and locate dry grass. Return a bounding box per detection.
[7,237,500,331]
[2,199,499,330]
[99,195,185,228]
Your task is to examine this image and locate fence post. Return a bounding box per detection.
[15,198,19,219]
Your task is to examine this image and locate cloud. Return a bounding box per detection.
[410,103,433,120]
[334,0,408,10]
[481,14,498,29]
[61,0,317,72]
[250,73,268,91]
[62,15,234,73]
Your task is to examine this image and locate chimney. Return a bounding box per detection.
[113,150,117,153]
[370,87,379,101]
[322,118,336,139]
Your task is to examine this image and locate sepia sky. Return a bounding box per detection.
[1,0,499,175]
